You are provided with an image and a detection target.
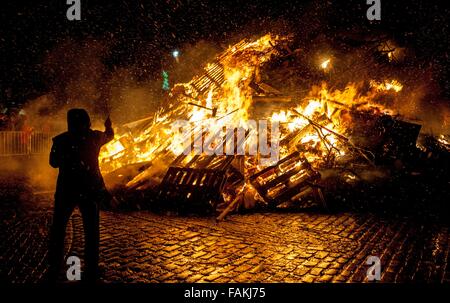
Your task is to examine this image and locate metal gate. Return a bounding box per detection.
[0,131,53,156]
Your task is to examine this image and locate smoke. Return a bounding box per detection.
[9,14,450,193]
[0,155,57,194]
[169,40,220,84]
[24,37,220,128]
[39,38,157,127]
[10,36,220,191]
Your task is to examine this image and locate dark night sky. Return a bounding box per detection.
[0,0,449,107]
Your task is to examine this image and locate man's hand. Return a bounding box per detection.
[104,116,112,129]
[103,115,114,143]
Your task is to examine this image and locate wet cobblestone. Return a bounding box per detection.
[1,198,450,283]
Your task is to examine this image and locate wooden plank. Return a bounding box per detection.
[249,151,300,181]
[271,172,320,203]
[258,166,305,194]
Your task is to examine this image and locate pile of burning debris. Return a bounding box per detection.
[98,34,448,219]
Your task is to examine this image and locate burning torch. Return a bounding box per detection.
[320,58,331,70]
[320,57,333,82]
[172,49,180,63]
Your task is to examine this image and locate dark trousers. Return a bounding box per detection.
[48,197,99,282]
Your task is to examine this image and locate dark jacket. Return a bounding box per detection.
[50,128,114,202]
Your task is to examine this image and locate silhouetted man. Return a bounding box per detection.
[48,108,114,282]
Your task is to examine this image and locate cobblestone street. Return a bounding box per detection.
[2,195,450,283]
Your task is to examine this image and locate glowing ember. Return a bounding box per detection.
[370,79,403,93]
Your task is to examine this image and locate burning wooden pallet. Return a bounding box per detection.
[154,128,248,214]
[155,166,229,214]
[188,37,287,97]
[249,151,327,210]
[188,40,250,95]
[190,61,225,95]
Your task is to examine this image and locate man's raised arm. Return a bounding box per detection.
[100,116,114,145]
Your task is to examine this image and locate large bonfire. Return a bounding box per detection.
[98,33,411,215]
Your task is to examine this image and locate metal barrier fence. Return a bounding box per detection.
[0,131,54,156]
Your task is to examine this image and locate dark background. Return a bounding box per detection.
[0,0,449,108]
